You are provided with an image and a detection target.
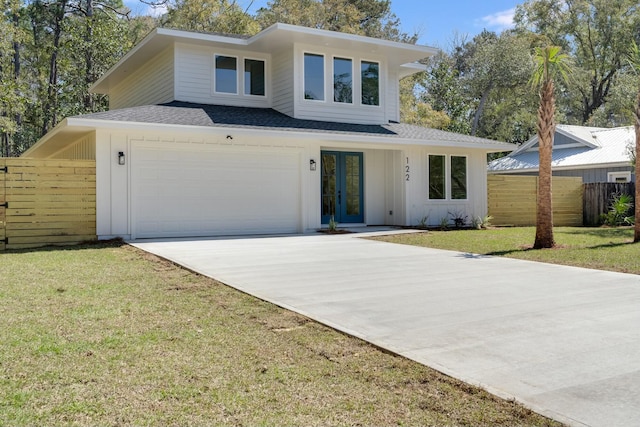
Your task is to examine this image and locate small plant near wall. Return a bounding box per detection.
[448,210,468,229]
[328,215,338,232]
[471,214,493,230]
[417,215,429,229]
[439,216,449,230]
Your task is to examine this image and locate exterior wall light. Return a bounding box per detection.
[118,151,125,165]
[310,159,316,171]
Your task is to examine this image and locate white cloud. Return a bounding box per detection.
[478,7,516,31]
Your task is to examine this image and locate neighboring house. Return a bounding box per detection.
[24,24,511,240]
[488,125,635,183]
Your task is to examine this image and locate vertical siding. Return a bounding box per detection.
[51,133,96,160]
[272,49,295,116]
[175,43,271,108]
[404,148,487,227]
[110,47,174,109]
[386,71,399,123]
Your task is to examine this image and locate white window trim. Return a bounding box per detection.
[303,52,326,103]
[214,54,239,95]
[607,171,632,183]
[243,57,267,98]
[427,154,447,201]
[450,155,469,201]
[332,55,354,105]
[360,59,381,108]
[427,154,469,201]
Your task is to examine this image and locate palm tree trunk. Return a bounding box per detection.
[534,79,555,249]
[634,89,640,242]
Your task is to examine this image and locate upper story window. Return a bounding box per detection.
[361,61,379,106]
[215,55,238,94]
[304,53,325,101]
[333,57,352,103]
[244,59,265,96]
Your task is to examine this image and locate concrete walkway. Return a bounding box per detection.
[131,230,640,427]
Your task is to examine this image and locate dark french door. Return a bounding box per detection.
[321,151,364,224]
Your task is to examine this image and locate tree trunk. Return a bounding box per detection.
[634,89,640,242]
[83,0,94,111]
[471,84,492,136]
[41,0,66,136]
[534,79,555,249]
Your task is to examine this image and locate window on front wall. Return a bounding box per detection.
[429,155,446,199]
[361,60,379,106]
[428,155,468,200]
[244,59,265,96]
[215,55,237,94]
[304,53,325,101]
[333,57,353,103]
[451,156,467,199]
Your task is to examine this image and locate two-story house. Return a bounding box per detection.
[24,23,512,240]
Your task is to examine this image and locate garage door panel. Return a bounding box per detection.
[133,144,301,238]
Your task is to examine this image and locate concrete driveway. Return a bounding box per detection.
[131,230,640,427]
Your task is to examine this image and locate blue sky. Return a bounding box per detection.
[242,0,524,48]
[133,0,524,49]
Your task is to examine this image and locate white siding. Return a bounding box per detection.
[293,43,388,125]
[272,49,295,116]
[404,147,488,227]
[175,43,270,108]
[51,133,96,160]
[386,71,399,123]
[110,47,174,109]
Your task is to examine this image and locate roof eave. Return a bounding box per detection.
[60,117,513,151]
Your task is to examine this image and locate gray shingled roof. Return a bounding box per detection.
[76,101,509,146]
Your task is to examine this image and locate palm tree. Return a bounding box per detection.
[530,46,571,249]
[628,42,640,242]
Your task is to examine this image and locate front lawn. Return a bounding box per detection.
[0,241,560,426]
[374,227,640,274]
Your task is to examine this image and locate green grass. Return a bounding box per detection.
[0,241,560,426]
[374,226,640,274]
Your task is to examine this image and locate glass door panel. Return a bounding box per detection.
[321,151,363,224]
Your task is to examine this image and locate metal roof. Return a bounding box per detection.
[488,125,635,172]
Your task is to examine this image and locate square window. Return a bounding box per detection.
[215,55,237,94]
[244,59,265,96]
[304,53,325,101]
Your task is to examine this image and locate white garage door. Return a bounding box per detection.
[132,143,302,238]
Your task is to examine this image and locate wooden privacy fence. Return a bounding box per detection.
[0,158,96,250]
[488,175,583,226]
[583,182,635,226]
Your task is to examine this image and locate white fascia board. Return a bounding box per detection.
[70,117,511,152]
[252,23,438,56]
[398,62,429,78]
[21,118,68,157]
[90,28,160,93]
[91,28,251,93]
[488,162,632,174]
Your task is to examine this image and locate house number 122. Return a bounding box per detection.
[405,157,410,181]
